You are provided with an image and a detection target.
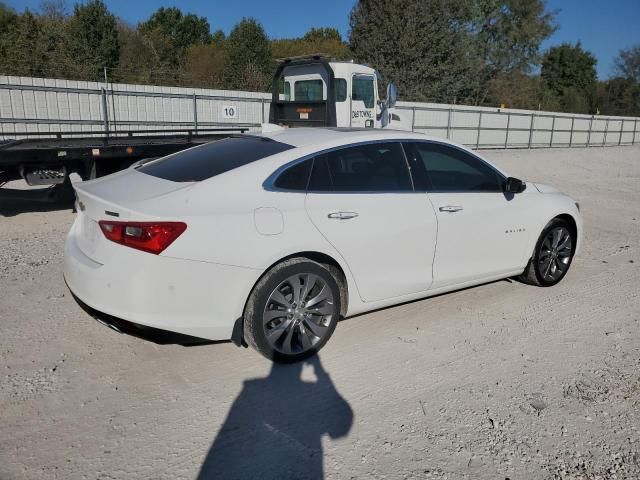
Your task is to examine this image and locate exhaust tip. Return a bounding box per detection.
[94,317,124,334]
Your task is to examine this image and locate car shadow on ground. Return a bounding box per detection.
[0,183,75,217]
[197,355,353,480]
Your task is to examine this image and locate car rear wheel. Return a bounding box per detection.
[244,258,341,362]
[519,218,575,287]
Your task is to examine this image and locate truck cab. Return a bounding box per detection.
[269,55,398,129]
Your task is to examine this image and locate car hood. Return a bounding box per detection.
[532,182,561,194]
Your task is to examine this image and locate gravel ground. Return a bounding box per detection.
[1,145,639,480]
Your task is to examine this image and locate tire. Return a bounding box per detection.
[244,258,342,363]
[518,218,576,287]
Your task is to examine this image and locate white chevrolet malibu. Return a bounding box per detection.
[64,128,582,362]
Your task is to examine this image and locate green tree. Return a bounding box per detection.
[271,37,349,61]
[303,27,342,43]
[114,22,180,84]
[602,45,640,116]
[595,78,640,116]
[487,71,560,110]
[0,3,21,74]
[37,1,75,79]
[0,0,18,29]
[0,0,18,50]
[223,18,272,91]
[0,9,46,76]
[271,27,349,61]
[473,0,556,74]
[65,0,119,80]
[211,29,225,46]
[349,0,556,104]
[349,0,482,103]
[471,0,556,102]
[183,42,226,88]
[614,45,640,83]
[541,42,597,113]
[140,7,211,52]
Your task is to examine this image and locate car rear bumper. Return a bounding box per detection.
[63,220,260,341]
[67,288,217,345]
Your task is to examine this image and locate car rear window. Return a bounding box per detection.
[138,136,294,182]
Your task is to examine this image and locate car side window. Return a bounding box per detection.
[308,142,412,192]
[273,159,313,191]
[408,142,503,192]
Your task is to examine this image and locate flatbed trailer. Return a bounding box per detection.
[0,128,247,186]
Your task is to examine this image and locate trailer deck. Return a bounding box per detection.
[0,128,248,184]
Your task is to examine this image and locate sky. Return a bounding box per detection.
[6,0,640,79]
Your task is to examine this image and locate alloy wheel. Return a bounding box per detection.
[263,273,336,355]
[538,226,573,282]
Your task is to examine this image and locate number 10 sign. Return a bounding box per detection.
[222,106,237,119]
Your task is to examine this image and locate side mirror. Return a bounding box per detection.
[386,82,398,108]
[504,177,526,194]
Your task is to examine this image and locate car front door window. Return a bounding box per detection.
[407,142,503,192]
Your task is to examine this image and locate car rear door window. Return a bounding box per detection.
[308,142,413,192]
[138,136,294,182]
[407,142,503,192]
[273,159,313,191]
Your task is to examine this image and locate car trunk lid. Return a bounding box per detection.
[72,169,193,262]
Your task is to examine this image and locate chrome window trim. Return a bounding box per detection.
[263,139,420,194]
[264,138,506,194]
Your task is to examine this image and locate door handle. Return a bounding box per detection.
[439,205,463,213]
[327,211,359,220]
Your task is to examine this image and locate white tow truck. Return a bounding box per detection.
[268,55,400,129]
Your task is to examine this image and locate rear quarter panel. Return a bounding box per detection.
[159,165,363,313]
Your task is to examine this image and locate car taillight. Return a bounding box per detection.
[98,221,187,254]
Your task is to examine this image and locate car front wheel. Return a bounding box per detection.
[244,258,341,362]
[519,218,576,287]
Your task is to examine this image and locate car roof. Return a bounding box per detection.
[249,127,510,179]
[257,127,438,149]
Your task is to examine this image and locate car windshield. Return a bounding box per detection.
[138,136,294,182]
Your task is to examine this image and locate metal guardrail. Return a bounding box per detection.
[0,79,638,148]
[396,104,639,149]
[0,127,248,138]
[0,82,267,139]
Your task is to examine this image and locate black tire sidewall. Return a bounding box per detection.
[532,219,576,286]
[246,259,341,363]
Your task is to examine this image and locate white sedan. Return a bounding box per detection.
[64,128,582,362]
